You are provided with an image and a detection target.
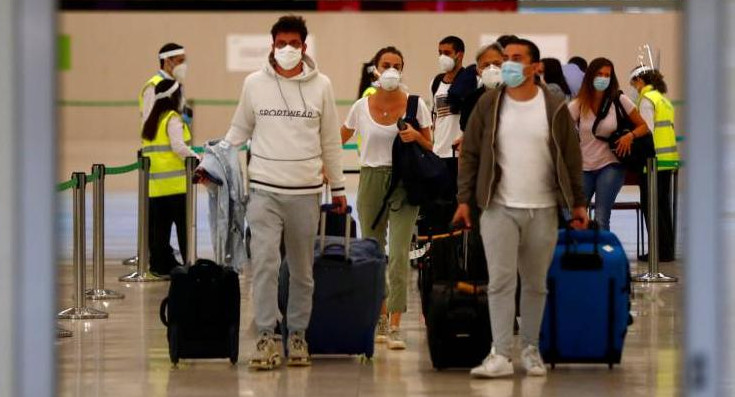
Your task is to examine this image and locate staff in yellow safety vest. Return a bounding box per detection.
[139,43,192,128]
[630,66,679,262]
[141,79,200,276]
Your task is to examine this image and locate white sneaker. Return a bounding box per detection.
[248,332,282,370]
[287,331,311,367]
[470,349,514,378]
[375,315,389,344]
[521,345,547,377]
[387,327,407,350]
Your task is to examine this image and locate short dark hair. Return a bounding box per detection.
[158,42,183,69]
[505,37,540,63]
[568,56,588,72]
[496,34,519,49]
[541,58,571,96]
[271,15,308,42]
[439,36,465,53]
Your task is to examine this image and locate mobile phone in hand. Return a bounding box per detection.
[396,119,407,131]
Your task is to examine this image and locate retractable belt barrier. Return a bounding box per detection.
[633,157,678,283]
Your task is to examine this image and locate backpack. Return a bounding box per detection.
[371,95,452,229]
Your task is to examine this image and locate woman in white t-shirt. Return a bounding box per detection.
[341,46,433,350]
[568,58,649,231]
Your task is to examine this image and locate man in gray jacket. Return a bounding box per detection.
[453,38,588,379]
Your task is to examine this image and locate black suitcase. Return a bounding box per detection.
[423,230,492,369]
[418,228,488,317]
[159,259,240,365]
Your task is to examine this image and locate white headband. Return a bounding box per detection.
[630,65,652,80]
[154,81,180,100]
[158,48,185,60]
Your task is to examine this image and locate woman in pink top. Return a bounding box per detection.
[568,58,649,230]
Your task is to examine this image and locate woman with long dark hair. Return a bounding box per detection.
[141,79,199,276]
[341,46,432,350]
[630,67,679,261]
[568,58,648,231]
[540,58,572,100]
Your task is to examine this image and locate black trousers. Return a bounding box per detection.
[639,169,676,261]
[149,194,187,273]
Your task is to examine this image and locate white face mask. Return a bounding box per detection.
[481,65,502,89]
[274,46,303,71]
[172,63,187,82]
[377,68,401,91]
[438,54,456,73]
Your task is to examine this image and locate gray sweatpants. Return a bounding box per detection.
[246,189,320,334]
[479,202,558,358]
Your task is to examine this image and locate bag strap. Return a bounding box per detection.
[431,74,444,97]
[431,74,444,121]
[591,95,613,137]
[403,95,420,124]
[612,90,628,126]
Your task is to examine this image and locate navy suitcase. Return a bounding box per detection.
[160,259,240,365]
[540,226,632,369]
[279,205,386,358]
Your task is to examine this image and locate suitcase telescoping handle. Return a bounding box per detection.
[320,204,353,258]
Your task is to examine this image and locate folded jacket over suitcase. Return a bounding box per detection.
[279,205,386,358]
[540,226,633,369]
[160,259,240,364]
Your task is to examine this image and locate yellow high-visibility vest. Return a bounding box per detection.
[637,85,680,170]
[138,74,165,115]
[141,110,192,197]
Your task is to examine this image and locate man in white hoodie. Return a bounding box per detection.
[223,15,347,370]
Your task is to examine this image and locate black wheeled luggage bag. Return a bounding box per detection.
[160,259,240,365]
[423,230,492,369]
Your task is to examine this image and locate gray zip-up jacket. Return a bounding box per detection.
[458,84,586,210]
[199,140,247,273]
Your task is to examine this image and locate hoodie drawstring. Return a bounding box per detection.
[276,78,308,120]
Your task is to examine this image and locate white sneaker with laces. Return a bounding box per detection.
[248,332,282,370]
[521,345,547,377]
[470,349,514,378]
[387,327,407,350]
[375,315,389,344]
[287,331,311,367]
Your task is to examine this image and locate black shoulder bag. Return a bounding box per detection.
[371,95,451,230]
[592,91,655,172]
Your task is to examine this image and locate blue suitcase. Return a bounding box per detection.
[540,226,633,369]
[279,205,386,358]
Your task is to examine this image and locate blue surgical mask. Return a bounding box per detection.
[593,77,611,92]
[501,61,527,88]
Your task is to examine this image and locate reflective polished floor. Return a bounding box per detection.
[56,187,682,397]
